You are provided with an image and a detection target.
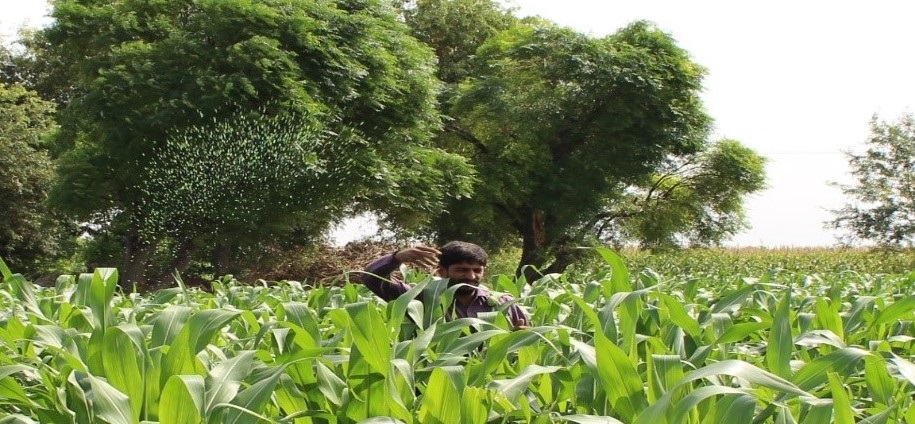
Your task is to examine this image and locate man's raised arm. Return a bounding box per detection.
[360,245,441,302]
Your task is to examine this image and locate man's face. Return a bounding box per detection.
[440,261,485,296]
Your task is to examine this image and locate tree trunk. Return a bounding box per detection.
[517,233,547,282]
[122,231,154,291]
[515,208,550,282]
[212,241,233,277]
[514,209,582,283]
[149,239,196,291]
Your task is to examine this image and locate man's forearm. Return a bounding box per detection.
[361,253,409,301]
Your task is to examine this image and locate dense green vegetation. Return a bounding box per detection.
[2,0,769,287]
[0,249,914,423]
[828,114,915,248]
[0,83,74,272]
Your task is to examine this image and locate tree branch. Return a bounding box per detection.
[443,119,489,155]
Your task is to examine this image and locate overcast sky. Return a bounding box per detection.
[4,1,915,247]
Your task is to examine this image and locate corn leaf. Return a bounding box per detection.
[419,367,462,424]
[159,375,204,424]
[767,286,792,378]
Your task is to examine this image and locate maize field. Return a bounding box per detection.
[0,248,914,423]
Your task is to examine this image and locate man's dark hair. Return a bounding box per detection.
[438,241,488,267]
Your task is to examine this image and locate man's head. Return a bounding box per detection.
[437,241,488,295]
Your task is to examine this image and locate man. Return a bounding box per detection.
[361,241,529,329]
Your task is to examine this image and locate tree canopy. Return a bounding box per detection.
[0,83,70,271]
[424,19,765,277]
[402,0,517,85]
[38,0,464,284]
[829,114,915,247]
[3,0,769,283]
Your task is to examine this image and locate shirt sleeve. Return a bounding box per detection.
[507,304,529,328]
[360,253,411,302]
[497,293,529,329]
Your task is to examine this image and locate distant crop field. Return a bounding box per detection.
[0,248,913,423]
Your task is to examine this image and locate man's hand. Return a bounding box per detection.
[394,245,441,270]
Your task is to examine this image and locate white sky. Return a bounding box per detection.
[4,1,915,247]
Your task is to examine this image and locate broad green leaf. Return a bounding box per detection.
[804,402,834,423]
[873,295,915,327]
[570,338,645,421]
[274,376,309,423]
[713,322,769,344]
[767,287,792,378]
[388,277,430,333]
[717,394,757,424]
[813,298,844,340]
[647,354,684,403]
[102,325,146,422]
[859,405,895,424]
[656,293,701,338]
[160,375,204,424]
[670,386,752,424]
[315,360,346,406]
[863,355,895,405]
[278,303,320,346]
[220,365,285,424]
[710,284,754,314]
[419,367,462,424]
[89,268,119,333]
[794,330,846,349]
[560,415,625,424]
[792,347,871,391]
[888,353,915,387]
[461,386,491,424]
[595,247,632,294]
[4,273,45,321]
[150,306,193,348]
[203,351,256,416]
[0,413,39,424]
[635,360,811,424]
[0,256,11,280]
[161,309,241,386]
[828,372,854,424]
[603,288,651,353]
[345,301,391,377]
[343,344,389,421]
[0,376,36,406]
[488,364,560,401]
[441,329,506,356]
[80,371,137,424]
[844,296,877,334]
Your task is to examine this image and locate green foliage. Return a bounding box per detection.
[36,0,467,283]
[621,139,767,249]
[0,83,74,272]
[425,18,763,275]
[134,111,339,242]
[403,0,518,84]
[829,114,915,247]
[1,29,75,112]
[1,248,915,422]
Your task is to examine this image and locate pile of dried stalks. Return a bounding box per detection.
[239,239,400,285]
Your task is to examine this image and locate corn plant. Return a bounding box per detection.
[0,249,914,423]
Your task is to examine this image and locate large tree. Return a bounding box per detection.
[1,30,75,113]
[402,0,517,85]
[613,139,766,249]
[40,0,463,284]
[0,83,72,272]
[828,114,915,247]
[431,20,765,278]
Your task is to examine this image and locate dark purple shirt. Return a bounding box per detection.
[361,253,527,326]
